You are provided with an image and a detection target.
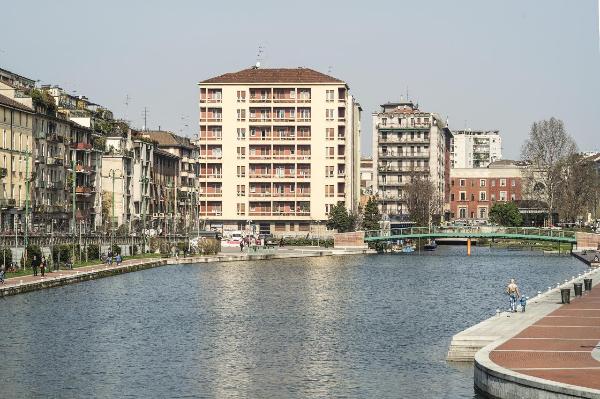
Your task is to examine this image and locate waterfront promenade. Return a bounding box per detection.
[451,266,600,398]
[0,247,372,297]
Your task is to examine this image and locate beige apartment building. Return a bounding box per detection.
[0,94,34,231]
[198,67,361,235]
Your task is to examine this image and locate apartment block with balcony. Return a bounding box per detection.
[451,130,502,168]
[149,148,180,236]
[198,66,361,236]
[372,101,452,221]
[0,94,34,231]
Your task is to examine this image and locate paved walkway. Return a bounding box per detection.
[490,283,600,391]
[1,258,153,288]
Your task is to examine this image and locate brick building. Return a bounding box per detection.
[449,160,525,221]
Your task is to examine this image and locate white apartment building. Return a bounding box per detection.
[451,130,502,168]
[372,101,452,220]
[198,66,361,236]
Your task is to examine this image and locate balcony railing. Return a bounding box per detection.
[0,198,16,207]
[199,172,222,178]
[71,142,93,151]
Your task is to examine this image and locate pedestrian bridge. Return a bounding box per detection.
[364,226,577,244]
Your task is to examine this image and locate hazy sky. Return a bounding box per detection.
[2,0,599,158]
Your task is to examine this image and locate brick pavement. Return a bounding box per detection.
[490,286,600,390]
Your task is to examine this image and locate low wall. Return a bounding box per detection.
[334,231,367,249]
[576,232,600,250]
[474,343,600,399]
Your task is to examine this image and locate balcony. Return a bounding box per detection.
[200,209,223,216]
[0,198,16,208]
[249,191,272,198]
[36,155,46,164]
[249,172,273,179]
[75,186,93,195]
[249,154,272,160]
[199,172,222,178]
[198,134,222,141]
[249,116,272,123]
[71,142,93,151]
[76,164,93,174]
[203,190,222,197]
[48,181,65,190]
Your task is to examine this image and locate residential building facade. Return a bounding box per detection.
[449,160,524,221]
[451,129,502,168]
[372,101,452,221]
[0,94,34,231]
[198,67,361,236]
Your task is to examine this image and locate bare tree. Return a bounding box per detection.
[555,154,599,223]
[521,118,577,225]
[404,174,439,226]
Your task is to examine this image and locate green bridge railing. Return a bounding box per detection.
[364,226,577,243]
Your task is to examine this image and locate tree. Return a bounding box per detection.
[521,118,577,225]
[101,192,113,233]
[489,202,523,227]
[361,197,381,231]
[326,203,354,233]
[554,154,599,223]
[404,174,438,226]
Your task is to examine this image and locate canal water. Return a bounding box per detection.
[0,246,587,398]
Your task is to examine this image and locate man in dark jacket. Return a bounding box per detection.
[32,255,39,276]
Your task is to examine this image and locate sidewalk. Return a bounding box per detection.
[490,284,600,391]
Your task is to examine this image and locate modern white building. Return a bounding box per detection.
[451,130,502,168]
[198,66,361,236]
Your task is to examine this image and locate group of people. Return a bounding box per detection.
[505,278,527,313]
[31,255,51,277]
[103,252,122,266]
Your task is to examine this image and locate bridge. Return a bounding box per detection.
[364,226,577,244]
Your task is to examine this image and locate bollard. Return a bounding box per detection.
[584,278,592,291]
[573,282,583,297]
[561,288,571,304]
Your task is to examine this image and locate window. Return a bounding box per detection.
[237,109,246,121]
[479,207,487,219]
[491,179,496,187]
[236,90,246,102]
[459,179,466,187]
[381,118,387,126]
[325,185,334,197]
[491,194,496,201]
[511,179,516,187]
[480,179,486,187]
[326,128,335,140]
[326,147,334,159]
[471,194,475,201]
[237,203,246,216]
[237,128,246,140]
[325,166,334,177]
[326,109,334,121]
[500,179,507,187]
[479,191,487,201]
[459,191,466,201]
[450,193,455,201]
[237,166,245,178]
[237,185,245,196]
[499,191,507,201]
[459,207,467,218]
[326,90,334,102]
[237,147,246,159]
[511,193,516,201]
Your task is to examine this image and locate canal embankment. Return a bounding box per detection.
[0,247,374,298]
[448,264,600,398]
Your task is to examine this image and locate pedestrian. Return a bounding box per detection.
[279,238,284,247]
[505,278,521,313]
[0,265,5,284]
[519,295,527,313]
[40,256,46,278]
[115,254,122,266]
[240,240,244,252]
[32,255,38,277]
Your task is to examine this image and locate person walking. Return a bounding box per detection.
[32,255,39,277]
[505,279,521,313]
[239,240,244,252]
[0,264,5,284]
[40,256,46,278]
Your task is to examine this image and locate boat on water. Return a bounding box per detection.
[401,245,415,253]
[424,240,437,251]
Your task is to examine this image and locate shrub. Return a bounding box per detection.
[87,244,100,260]
[198,238,220,255]
[0,248,12,267]
[111,244,121,255]
[132,244,139,256]
[52,244,76,263]
[24,245,43,268]
[176,241,187,254]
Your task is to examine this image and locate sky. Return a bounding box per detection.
[1,0,599,159]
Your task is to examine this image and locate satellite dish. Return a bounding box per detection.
[255,61,261,68]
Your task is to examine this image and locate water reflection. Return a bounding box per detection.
[0,248,585,398]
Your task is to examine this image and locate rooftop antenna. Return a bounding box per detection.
[406,86,409,101]
[255,45,264,68]
[327,65,333,74]
[142,107,149,131]
[124,94,132,121]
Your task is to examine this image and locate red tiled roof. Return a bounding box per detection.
[200,67,344,84]
[0,94,34,113]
